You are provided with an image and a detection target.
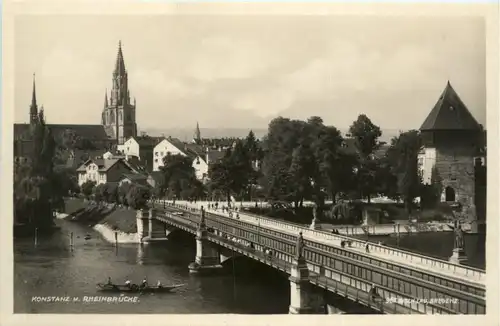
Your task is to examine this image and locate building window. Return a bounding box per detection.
[155,159,158,163]
[155,152,158,157]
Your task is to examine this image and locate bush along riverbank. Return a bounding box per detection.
[62,197,140,243]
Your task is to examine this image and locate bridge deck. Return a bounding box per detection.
[163,201,484,286]
[156,210,432,314]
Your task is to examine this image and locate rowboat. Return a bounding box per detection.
[96,283,185,293]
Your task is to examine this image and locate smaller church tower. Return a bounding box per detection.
[194,122,201,144]
[419,81,483,215]
[30,73,38,125]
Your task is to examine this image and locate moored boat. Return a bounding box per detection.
[96,283,184,293]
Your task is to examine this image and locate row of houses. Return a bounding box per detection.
[75,135,239,188]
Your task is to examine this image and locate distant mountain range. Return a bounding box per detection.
[141,127,402,143]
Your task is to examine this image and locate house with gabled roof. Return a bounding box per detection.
[417,81,484,214]
[76,157,139,186]
[117,135,162,171]
[152,137,189,172]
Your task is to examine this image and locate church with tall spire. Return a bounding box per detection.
[29,73,39,125]
[15,41,139,165]
[101,41,138,145]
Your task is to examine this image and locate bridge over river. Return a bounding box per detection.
[135,200,485,315]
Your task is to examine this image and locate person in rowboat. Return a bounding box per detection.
[141,278,148,288]
[125,280,131,288]
[107,277,112,285]
[157,280,163,289]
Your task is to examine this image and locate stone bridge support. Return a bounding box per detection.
[288,234,326,314]
[188,207,224,274]
[136,209,173,243]
[289,254,315,314]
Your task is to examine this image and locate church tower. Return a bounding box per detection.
[194,121,201,144]
[30,73,38,125]
[102,41,137,145]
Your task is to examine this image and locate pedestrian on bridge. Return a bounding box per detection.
[365,243,370,253]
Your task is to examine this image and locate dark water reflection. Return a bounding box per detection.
[14,220,290,314]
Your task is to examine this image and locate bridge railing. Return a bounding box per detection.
[160,200,485,282]
[160,209,462,314]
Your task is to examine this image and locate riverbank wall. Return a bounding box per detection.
[62,197,140,244]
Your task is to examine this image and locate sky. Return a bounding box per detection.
[14,14,486,134]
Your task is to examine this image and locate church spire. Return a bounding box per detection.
[114,40,126,76]
[30,73,38,124]
[195,121,201,143]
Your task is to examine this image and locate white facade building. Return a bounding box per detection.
[417,147,436,185]
[117,137,140,159]
[153,138,187,172]
[192,155,209,181]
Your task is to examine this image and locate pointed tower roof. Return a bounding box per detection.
[114,40,126,76]
[420,81,481,131]
[104,89,109,108]
[31,73,38,109]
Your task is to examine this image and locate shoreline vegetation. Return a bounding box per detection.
[14,111,485,241]
[62,197,140,243]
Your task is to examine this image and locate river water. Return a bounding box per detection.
[14,219,486,314]
[14,219,291,314]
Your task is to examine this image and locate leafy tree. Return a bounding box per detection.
[261,117,308,205]
[81,180,96,199]
[126,184,151,209]
[106,183,119,203]
[53,166,79,196]
[386,130,422,214]
[118,182,131,207]
[160,153,198,199]
[93,184,105,202]
[244,130,263,200]
[348,114,383,203]
[348,114,382,158]
[209,140,253,205]
[288,144,313,207]
[314,125,352,204]
[13,110,60,229]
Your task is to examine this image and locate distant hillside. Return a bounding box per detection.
[141,127,402,143]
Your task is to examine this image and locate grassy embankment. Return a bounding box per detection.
[63,197,138,234]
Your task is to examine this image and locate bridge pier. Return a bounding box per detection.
[136,209,148,243]
[188,207,223,274]
[289,255,314,314]
[136,209,170,243]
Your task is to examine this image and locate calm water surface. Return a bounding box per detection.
[14,220,486,314]
[14,219,291,314]
[362,232,486,269]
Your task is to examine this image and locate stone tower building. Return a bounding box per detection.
[102,41,137,145]
[418,81,485,224]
